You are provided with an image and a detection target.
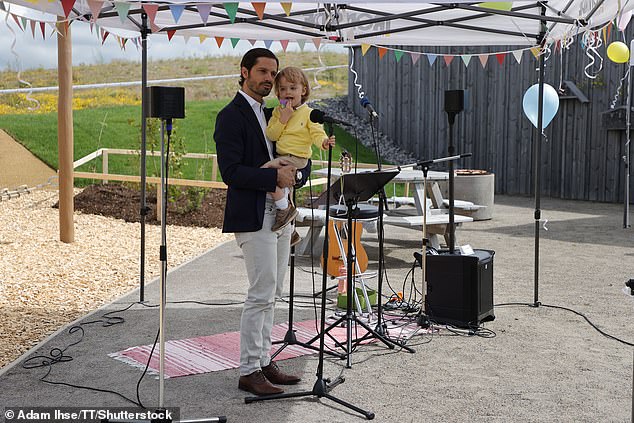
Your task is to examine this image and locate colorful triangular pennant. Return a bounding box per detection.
[361,44,371,56]
[224,3,239,23]
[512,50,523,64]
[280,2,292,16]
[215,36,224,47]
[197,4,212,24]
[410,52,421,65]
[114,2,130,23]
[495,53,505,65]
[60,0,76,18]
[394,50,404,62]
[167,29,176,41]
[297,39,305,51]
[443,55,454,66]
[264,39,273,49]
[461,55,472,67]
[312,38,321,49]
[87,0,103,22]
[378,47,388,59]
[252,2,266,20]
[169,5,185,23]
[280,39,289,52]
[427,54,437,66]
[231,37,240,48]
[479,54,488,68]
[248,39,257,46]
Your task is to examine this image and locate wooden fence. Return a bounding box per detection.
[347,36,634,203]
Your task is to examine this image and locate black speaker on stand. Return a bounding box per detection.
[418,90,495,330]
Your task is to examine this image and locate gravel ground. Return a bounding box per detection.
[0,188,233,368]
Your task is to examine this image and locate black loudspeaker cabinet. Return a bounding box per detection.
[146,86,185,119]
[425,249,495,328]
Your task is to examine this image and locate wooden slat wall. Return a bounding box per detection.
[347,41,632,203]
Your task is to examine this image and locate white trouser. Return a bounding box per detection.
[235,200,292,376]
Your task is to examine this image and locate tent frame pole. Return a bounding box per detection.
[139,13,148,302]
[533,3,547,307]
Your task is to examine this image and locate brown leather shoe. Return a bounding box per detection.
[262,361,301,385]
[238,370,284,396]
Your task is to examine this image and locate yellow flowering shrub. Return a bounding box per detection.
[0,89,140,115]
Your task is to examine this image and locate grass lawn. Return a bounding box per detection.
[0,99,384,187]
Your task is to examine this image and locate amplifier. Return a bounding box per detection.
[424,249,495,328]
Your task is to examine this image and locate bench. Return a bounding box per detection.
[382,210,473,249]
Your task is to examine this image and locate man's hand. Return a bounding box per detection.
[276,164,296,188]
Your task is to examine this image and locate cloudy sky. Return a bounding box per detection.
[0,9,341,73]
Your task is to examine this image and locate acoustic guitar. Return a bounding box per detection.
[320,151,369,277]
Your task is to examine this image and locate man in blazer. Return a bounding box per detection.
[215,48,301,396]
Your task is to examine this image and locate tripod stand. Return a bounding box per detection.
[271,187,344,360]
[246,124,375,420]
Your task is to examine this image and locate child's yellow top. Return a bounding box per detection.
[266,104,328,159]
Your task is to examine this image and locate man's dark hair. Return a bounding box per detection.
[238,48,279,87]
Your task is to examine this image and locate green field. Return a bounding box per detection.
[0,98,381,186]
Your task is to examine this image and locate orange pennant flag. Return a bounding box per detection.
[280,2,292,16]
[378,47,388,59]
[252,2,266,20]
[215,36,225,47]
[361,44,371,56]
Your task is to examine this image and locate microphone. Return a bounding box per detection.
[360,96,378,118]
[309,109,352,126]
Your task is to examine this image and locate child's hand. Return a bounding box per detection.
[322,135,336,149]
[278,102,294,124]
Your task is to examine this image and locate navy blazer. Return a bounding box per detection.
[214,92,277,233]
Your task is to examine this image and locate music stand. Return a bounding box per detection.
[321,170,400,367]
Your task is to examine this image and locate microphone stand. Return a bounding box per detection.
[413,154,471,328]
[367,113,414,353]
[246,122,375,421]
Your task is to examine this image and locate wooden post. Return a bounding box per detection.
[57,19,74,243]
[103,150,109,184]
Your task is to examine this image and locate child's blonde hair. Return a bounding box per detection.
[274,67,310,104]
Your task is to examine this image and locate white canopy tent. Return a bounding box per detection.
[2,0,632,300]
[1,0,632,418]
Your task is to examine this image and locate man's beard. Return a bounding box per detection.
[247,79,272,97]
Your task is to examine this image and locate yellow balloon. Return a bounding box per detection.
[607,41,630,63]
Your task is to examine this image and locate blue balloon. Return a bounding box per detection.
[522,83,560,129]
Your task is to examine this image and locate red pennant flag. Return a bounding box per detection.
[215,36,225,47]
[280,39,289,52]
[495,53,505,65]
[11,14,23,30]
[142,4,159,26]
[167,30,176,41]
[252,2,266,20]
[102,30,110,44]
[39,21,46,39]
[30,20,36,37]
[61,0,77,18]
[443,55,454,66]
[378,47,388,59]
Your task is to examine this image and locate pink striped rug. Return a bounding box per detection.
[109,318,420,378]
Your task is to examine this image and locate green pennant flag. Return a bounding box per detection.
[394,50,404,62]
[114,2,131,23]
[297,39,306,51]
[224,3,239,23]
[230,37,240,48]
